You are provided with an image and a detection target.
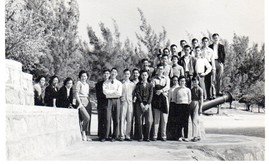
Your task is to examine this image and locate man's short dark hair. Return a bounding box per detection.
[195,46,201,50]
[157,64,164,69]
[192,76,199,81]
[162,48,170,53]
[171,75,179,80]
[192,38,198,43]
[111,67,118,72]
[171,55,179,60]
[183,45,191,50]
[141,58,149,63]
[179,76,186,81]
[162,54,169,58]
[63,77,73,86]
[132,68,139,73]
[103,69,110,73]
[180,40,187,45]
[202,37,209,42]
[170,44,177,49]
[123,69,130,73]
[79,70,88,78]
[212,33,219,37]
[140,70,149,75]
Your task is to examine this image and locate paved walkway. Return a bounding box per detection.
[42,134,264,161]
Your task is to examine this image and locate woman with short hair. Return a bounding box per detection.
[44,75,59,107]
[34,75,46,106]
[57,77,74,108]
[75,70,92,141]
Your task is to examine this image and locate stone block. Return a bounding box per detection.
[5,59,34,106]
[6,105,81,160]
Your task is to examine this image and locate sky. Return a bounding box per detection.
[76,0,264,46]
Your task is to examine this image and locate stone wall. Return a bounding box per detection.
[5,59,82,160]
[5,59,34,105]
[6,105,81,160]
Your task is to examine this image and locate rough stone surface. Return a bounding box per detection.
[6,104,81,160]
[5,59,34,106]
[42,134,264,161]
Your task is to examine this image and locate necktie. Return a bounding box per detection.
[111,80,114,84]
[172,64,177,68]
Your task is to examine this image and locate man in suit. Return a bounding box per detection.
[178,40,188,58]
[179,45,195,88]
[209,33,226,96]
[140,58,155,81]
[134,70,154,142]
[191,38,199,57]
[95,69,110,142]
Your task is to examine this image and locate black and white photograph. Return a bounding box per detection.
[1,0,267,161]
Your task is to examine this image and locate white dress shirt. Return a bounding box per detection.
[195,57,212,75]
[201,47,216,70]
[121,80,135,102]
[213,44,219,59]
[103,79,122,99]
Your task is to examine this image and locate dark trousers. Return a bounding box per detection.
[97,104,107,139]
[105,98,120,139]
[167,102,178,140]
[205,71,212,99]
[135,102,153,140]
[177,104,189,139]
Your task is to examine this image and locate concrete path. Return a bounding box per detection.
[42,134,264,161]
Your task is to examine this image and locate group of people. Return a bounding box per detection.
[33,33,226,143]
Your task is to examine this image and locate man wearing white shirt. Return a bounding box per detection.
[103,68,123,141]
[194,46,212,100]
[209,33,226,96]
[191,38,199,57]
[179,45,195,88]
[120,69,136,141]
[201,37,216,99]
[178,40,187,58]
[170,44,179,56]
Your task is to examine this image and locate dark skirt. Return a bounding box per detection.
[167,102,180,140]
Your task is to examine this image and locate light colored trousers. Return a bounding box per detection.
[215,60,224,94]
[197,75,207,100]
[189,100,200,138]
[120,100,133,139]
[153,97,169,139]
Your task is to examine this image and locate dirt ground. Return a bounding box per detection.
[41,103,265,161]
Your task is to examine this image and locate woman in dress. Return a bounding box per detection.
[33,75,46,106]
[75,70,92,141]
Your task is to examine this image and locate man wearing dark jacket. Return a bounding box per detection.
[209,33,226,96]
[134,70,153,142]
[95,69,110,142]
